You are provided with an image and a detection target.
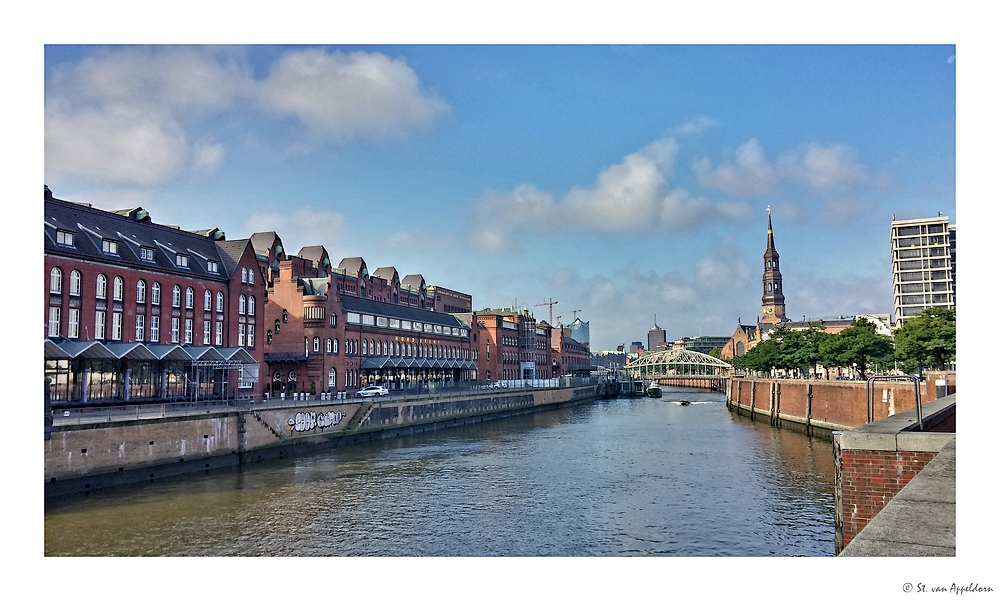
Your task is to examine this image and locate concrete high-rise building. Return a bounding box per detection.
[648,319,666,351]
[891,215,956,323]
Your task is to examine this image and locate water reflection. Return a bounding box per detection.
[45,389,836,556]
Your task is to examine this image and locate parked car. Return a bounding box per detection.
[355,385,389,398]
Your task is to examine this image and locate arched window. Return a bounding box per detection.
[49,267,62,293]
[376,340,382,355]
[151,282,161,305]
[172,285,181,307]
[113,276,124,301]
[96,274,108,299]
[267,330,273,344]
[185,287,194,308]
[274,319,280,333]
[137,280,147,304]
[330,314,337,327]
[69,270,81,296]
[327,338,332,354]
[313,337,320,353]
[333,339,339,354]
[204,290,212,310]
[282,309,288,323]
[216,291,224,312]
[239,294,246,315]
[248,269,255,285]
[328,368,337,390]
[241,267,248,283]
[363,339,368,355]
[248,296,255,316]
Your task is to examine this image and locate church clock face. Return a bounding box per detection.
[764,306,774,315]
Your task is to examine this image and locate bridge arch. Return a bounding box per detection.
[623,348,732,379]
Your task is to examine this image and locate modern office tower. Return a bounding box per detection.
[890,214,956,323]
[648,318,666,351]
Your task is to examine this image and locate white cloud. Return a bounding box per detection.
[45,101,189,185]
[257,49,450,140]
[63,46,253,112]
[694,138,777,196]
[467,136,745,253]
[191,139,225,174]
[696,139,873,197]
[45,46,449,186]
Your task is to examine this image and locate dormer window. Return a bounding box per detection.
[56,230,75,247]
[102,239,119,255]
[140,247,155,262]
[207,260,219,274]
[176,254,189,268]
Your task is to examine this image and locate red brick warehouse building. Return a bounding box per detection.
[254,239,477,397]
[43,188,263,405]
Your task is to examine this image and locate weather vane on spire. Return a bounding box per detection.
[767,204,771,215]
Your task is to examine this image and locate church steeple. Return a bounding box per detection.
[761,205,786,324]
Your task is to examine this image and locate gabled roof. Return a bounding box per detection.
[215,239,253,276]
[401,274,425,291]
[373,267,400,285]
[339,257,367,278]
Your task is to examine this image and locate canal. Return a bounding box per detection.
[44,387,836,556]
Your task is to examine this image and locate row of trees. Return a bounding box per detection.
[719,308,956,378]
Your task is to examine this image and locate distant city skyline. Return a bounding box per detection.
[44,45,956,351]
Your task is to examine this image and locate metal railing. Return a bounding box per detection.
[866,375,923,430]
[50,377,600,426]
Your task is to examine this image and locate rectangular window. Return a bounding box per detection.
[150,316,160,342]
[111,312,122,341]
[389,318,400,329]
[102,239,119,254]
[347,312,361,324]
[68,309,80,338]
[239,324,246,347]
[48,306,60,337]
[401,320,412,330]
[411,322,421,331]
[140,247,155,262]
[247,325,254,348]
[362,314,375,326]
[95,311,106,339]
[56,230,75,246]
[203,320,211,344]
[207,261,219,274]
[376,316,388,327]
[136,314,145,342]
[184,319,193,344]
[215,321,223,345]
[238,364,258,389]
[176,254,189,268]
[170,318,180,343]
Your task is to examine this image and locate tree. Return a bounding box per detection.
[740,338,782,375]
[819,318,894,377]
[894,308,956,372]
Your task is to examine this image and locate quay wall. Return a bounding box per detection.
[831,395,956,553]
[655,377,723,391]
[725,371,956,437]
[45,384,602,497]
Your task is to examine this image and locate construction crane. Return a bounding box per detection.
[534,298,558,324]
[571,309,582,321]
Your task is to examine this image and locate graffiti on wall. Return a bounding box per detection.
[287,411,346,433]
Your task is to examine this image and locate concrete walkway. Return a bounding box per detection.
[839,437,956,556]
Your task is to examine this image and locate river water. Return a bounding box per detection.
[44,388,836,556]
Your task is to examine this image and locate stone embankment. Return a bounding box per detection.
[45,384,604,497]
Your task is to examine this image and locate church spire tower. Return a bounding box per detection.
[761,205,787,324]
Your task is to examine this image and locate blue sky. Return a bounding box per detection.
[43,44,956,351]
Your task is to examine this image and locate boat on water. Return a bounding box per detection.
[645,382,662,398]
[678,399,690,406]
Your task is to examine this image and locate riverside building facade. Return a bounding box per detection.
[256,246,476,396]
[459,308,553,382]
[43,188,263,405]
[891,214,956,323]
